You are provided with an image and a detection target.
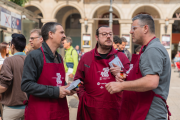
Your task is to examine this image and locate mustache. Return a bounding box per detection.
[105,39,112,42]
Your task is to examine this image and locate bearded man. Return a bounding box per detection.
[74,25,130,120]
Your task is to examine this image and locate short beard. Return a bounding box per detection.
[98,39,112,50]
[59,37,65,48]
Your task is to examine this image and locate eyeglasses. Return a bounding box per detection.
[99,32,113,37]
[29,37,40,40]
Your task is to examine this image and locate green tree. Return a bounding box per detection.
[10,0,28,6]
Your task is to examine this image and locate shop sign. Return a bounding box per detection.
[0,7,11,28]
[11,12,21,30]
[162,34,170,49]
[83,34,91,48]
[122,34,130,48]
[0,6,21,30]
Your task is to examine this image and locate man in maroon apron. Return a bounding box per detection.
[74,25,130,120]
[21,22,77,120]
[106,14,171,120]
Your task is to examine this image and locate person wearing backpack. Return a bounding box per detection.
[63,37,78,83]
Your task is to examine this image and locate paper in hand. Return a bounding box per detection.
[109,57,124,68]
[66,79,81,91]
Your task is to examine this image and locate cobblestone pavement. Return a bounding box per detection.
[68,68,180,120]
[168,68,180,120]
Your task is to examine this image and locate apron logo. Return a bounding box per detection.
[101,67,110,77]
[53,73,63,87]
[97,82,100,85]
[97,82,107,89]
[126,64,133,75]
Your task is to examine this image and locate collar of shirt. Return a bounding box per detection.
[119,50,125,53]
[141,37,156,53]
[42,42,58,59]
[14,52,26,56]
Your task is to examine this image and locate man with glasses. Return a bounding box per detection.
[106,14,171,120]
[74,25,130,120]
[29,29,43,50]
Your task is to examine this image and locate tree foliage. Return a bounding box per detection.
[10,0,28,6]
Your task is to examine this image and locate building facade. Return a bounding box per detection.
[25,0,180,59]
[0,0,39,44]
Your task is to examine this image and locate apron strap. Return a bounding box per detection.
[40,47,47,64]
[136,37,156,74]
[154,94,171,120]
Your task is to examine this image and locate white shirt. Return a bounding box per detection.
[0,54,5,65]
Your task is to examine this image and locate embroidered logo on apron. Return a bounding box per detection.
[97,67,110,89]
[100,67,110,78]
[52,73,63,87]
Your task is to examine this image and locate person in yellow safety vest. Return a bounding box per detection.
[63,37,78,83]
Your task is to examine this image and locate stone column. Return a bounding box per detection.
[119,19,132,53]
[159,20,174,59]
[79,19,94,52]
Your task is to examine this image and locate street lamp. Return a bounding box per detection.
[165,18,169,34]
[109,0,113,29]
[84,17,88,33]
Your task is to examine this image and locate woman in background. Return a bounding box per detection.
[0,42,8,65]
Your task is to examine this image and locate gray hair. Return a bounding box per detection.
[30,29,42,37]
[132,14,155,34]
[41,22,62,42]
[65,37,72,45]
[120,37,127,43]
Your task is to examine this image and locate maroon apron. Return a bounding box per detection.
[119,38,171,120]
[77,49,123,120]
[24,47,69,120]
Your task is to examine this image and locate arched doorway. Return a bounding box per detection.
[25,6,43,28]
[172,8,180,59]
[131,6,161,53]
[22,6,43,43]
[92,6,120,48]
[55,6,81,55]
[65,13,81,48]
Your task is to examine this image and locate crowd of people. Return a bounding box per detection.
[0,14,171,120]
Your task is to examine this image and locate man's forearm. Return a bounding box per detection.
[122,75,159,92]
[21,81,59,98]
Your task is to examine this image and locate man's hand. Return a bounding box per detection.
[69,88,79,95]
[115,73,126,82]
[110,63,121,76]
[105,82,123,94]
[59,85,71,98]
[64,82,79,96]
[68,74,74,78]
